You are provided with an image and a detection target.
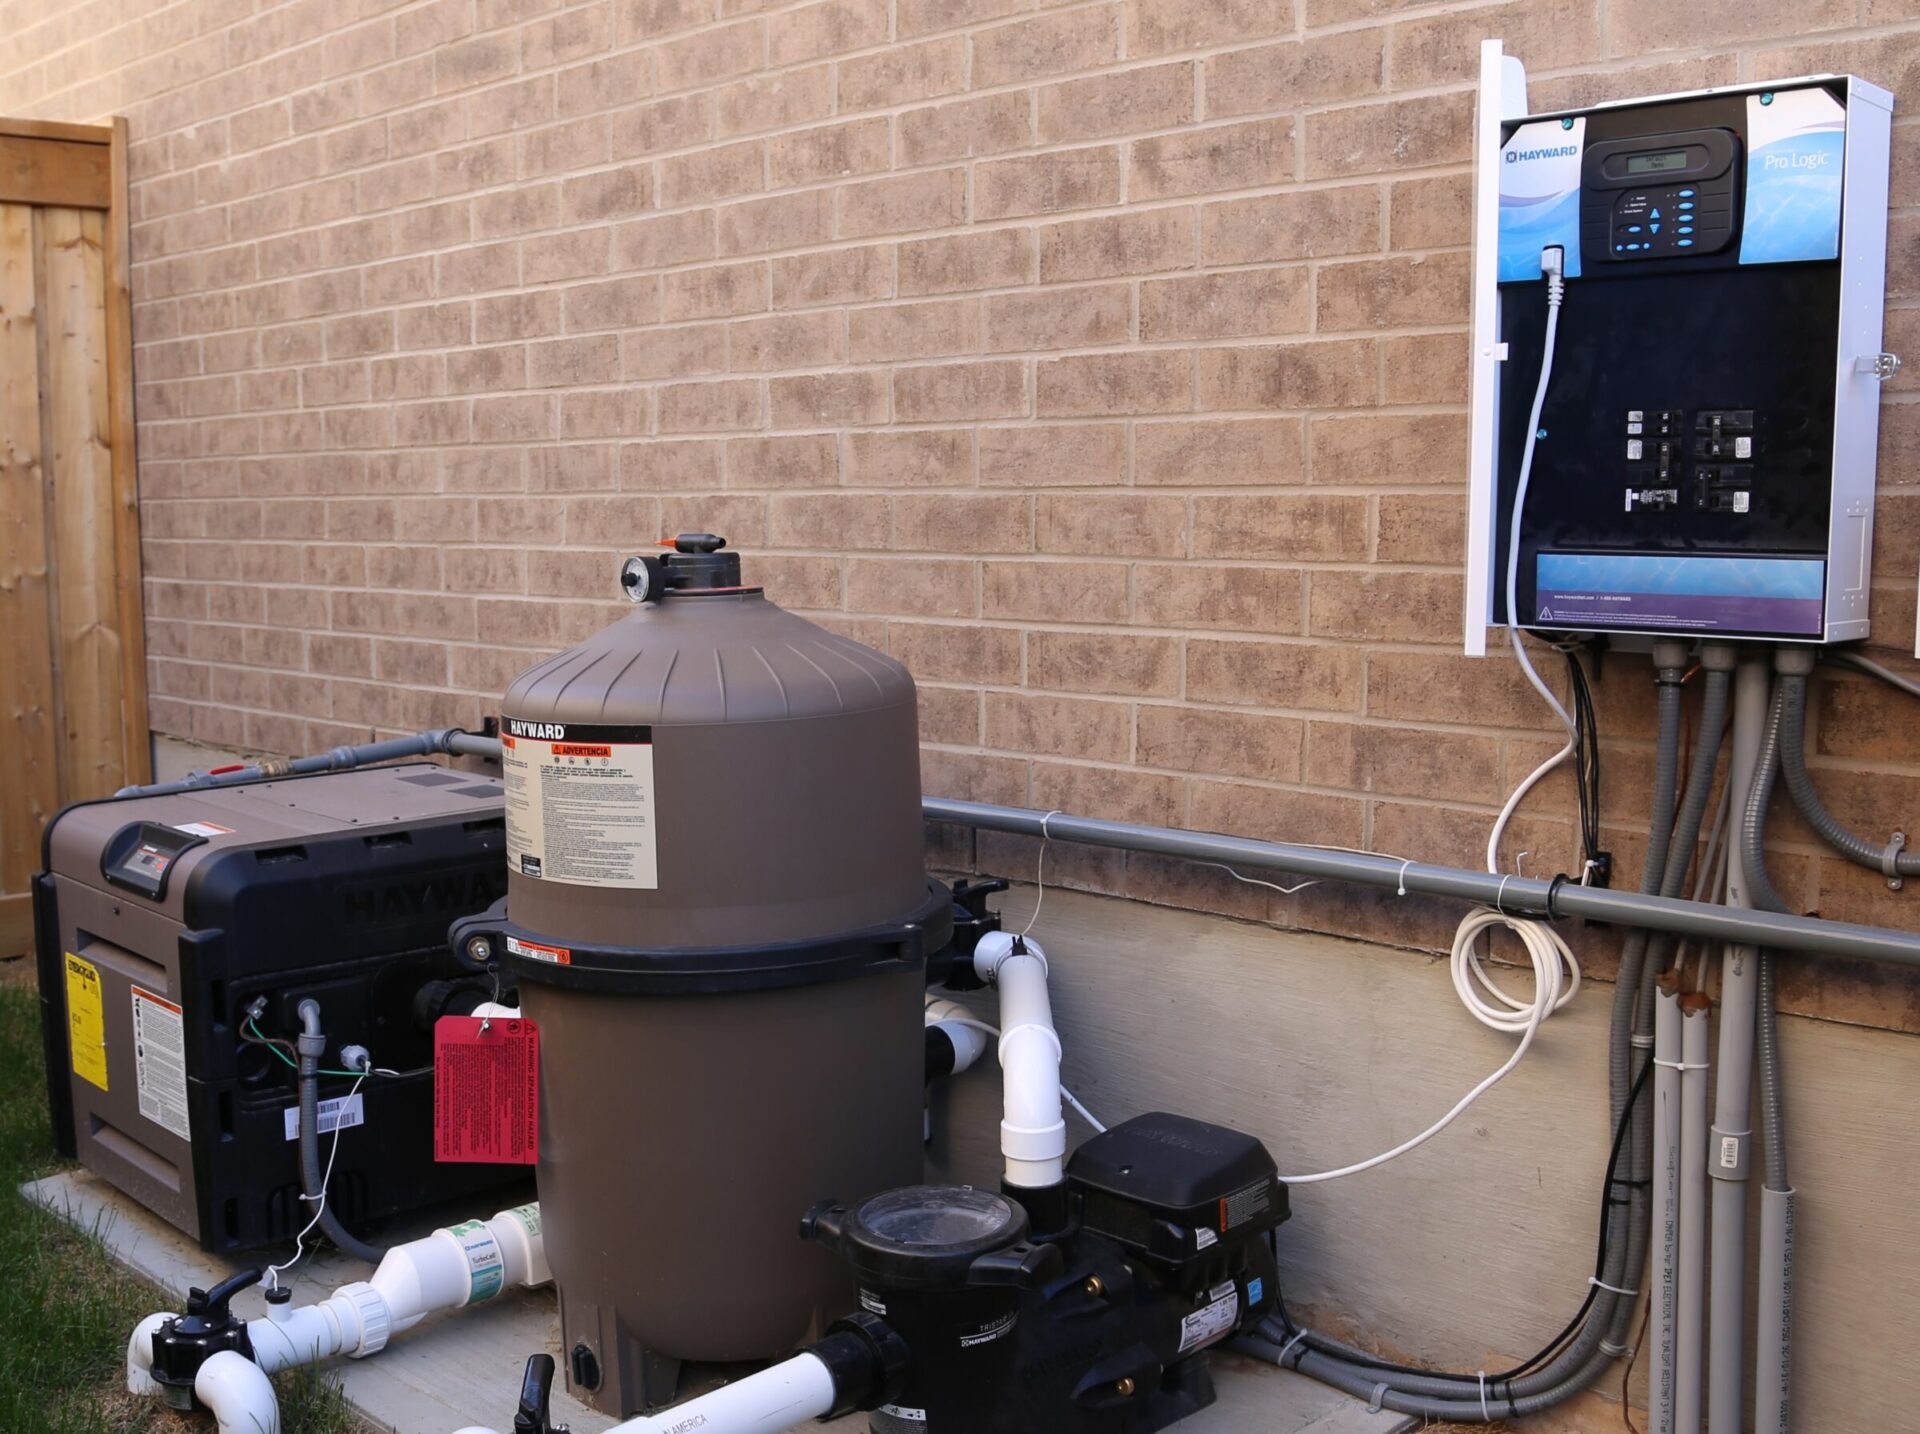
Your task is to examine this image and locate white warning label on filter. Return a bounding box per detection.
[502,719,659,889]
[1177,1281,1240,1355]
[130,987,192,1142]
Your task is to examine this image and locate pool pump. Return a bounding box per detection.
[496,1110,1286,1434]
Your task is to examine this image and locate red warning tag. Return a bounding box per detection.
[434,1015,539,1165]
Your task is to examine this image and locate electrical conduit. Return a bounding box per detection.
[1707,655,1773,1434]
[1651,977,1682,1434]
[1676,993,1712,1434]
[1237,652,1689,1423]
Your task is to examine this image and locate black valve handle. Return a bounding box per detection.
[513,1353,569,1434]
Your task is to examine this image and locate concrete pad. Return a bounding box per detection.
[25,1168,1410,1434]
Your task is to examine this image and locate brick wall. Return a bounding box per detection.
[6,0,1920,1022]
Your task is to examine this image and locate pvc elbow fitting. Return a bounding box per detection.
[195,1349,281,1434]
[126,1311,173,1395]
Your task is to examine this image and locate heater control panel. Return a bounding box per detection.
[1473,71,1893,645]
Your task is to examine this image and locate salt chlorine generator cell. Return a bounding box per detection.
[457,534,954,1417]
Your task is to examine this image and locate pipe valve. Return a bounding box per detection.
[512,1353,570,1434]
[149,1268,262,1411]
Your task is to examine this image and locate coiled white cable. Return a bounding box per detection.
[1279,249,1579,1185]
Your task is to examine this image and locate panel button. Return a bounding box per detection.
[1678,188,1696,198]
[1678,225,1694,235]
[1678,239,1694,247]
[1678,200,1695,211]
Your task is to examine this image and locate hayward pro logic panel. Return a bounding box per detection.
[1465,52,1894,646]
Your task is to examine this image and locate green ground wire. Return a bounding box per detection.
[245,1017,369,1078]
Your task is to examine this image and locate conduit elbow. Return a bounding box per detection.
[126,1312,174,1396]
[195,1349,281,1434]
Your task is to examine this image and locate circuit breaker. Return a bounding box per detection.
[1465,54,1895,648]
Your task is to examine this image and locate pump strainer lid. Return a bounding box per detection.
[804,1185,1046,1292]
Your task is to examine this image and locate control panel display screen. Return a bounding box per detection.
[1626,150,1689,174]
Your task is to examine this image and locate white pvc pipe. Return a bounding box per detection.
[196,1349,281,1434]
[453,1350,837,1434]
[1651,983,1682,1434]
[973,931,1067,1188]
[925,995,990,1074]
[128,1204,550,1410]
[1676,996,1712,1434]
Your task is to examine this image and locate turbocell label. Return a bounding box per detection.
[1741,87,1845,265]
[503,721,658,889]
[1499,117,1586,280]
[131,987,191,1142]
[450,1218,506,1304]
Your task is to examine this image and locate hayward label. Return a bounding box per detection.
[1498,118,1586,280]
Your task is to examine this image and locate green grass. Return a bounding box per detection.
[0,975,363,1434]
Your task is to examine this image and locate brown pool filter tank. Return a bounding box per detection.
[455,534,951,1418]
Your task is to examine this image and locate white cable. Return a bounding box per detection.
[939,1016,1107,1133]
[1201,862,1319,897]
[1487,246,1575,879]
[1282,250,1577,1187]
[1278,908,1575,1184]
[1020,810,1064,938]
[266,1072,370,1290]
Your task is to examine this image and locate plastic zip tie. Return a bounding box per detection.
[1653,1057,1709,1070]
[1275,1329,1309,1367]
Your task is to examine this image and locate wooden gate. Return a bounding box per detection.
[0,117,146,958]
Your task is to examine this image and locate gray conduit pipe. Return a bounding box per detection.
[926,798,1920,967]
[1651,979,1682,1434]
[1707,656,1773,1434]
[1614,653,1730,1357]
[1754,949,1795,1434]
[115,728,490,799]
[1233,657,1692,1421]
[295,1001,387,1265]
[124,725,1920,968]
[1675,993,1712,1434]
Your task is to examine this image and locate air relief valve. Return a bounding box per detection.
[1465,63,1895,648]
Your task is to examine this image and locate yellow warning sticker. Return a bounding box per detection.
[65,954,108,1092]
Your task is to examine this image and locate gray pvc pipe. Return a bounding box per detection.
[116,728,479,799]
[122,724,1920,969]
[1613,657,1728,1354]
[1755,944,1794,1434]
[1676,998,1712,1434]
[1708,657,1771,1434]
[1755,1186,1796,1434]
[924,799,1920,967]
[1652,985,1682,1434]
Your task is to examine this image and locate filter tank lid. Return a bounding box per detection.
[504,537,914,728]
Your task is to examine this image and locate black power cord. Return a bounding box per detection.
[1564,646,1608,886]
[1263,1057,1653,1396]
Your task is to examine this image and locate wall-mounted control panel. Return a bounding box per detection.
[1465,53,1895,648]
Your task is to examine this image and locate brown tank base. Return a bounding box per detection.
[523,964,928,1418]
